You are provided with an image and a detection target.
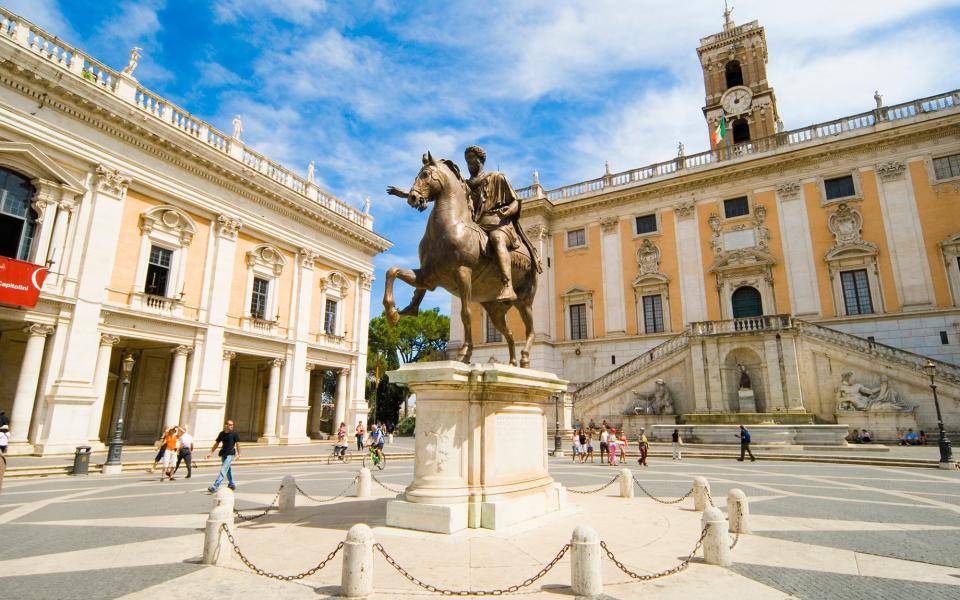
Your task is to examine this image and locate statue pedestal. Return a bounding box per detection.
[737,389,757,413]
[385,361,569,534]
[835,410,919,443]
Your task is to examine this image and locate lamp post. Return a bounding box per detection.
[104,354,136,474]
[923,360,953,468]
[553,393,562,455]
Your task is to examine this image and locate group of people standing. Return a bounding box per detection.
[149,425,195,481]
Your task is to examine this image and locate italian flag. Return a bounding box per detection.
[711,114,727,147]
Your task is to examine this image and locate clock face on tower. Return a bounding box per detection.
[721,86,753,116]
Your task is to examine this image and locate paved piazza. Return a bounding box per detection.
[2,446,959,599]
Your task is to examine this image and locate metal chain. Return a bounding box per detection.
[374,541,570,596]
[729,502,742,549]
[567,474,619,495]
[371,472,406,494]
[632,476,694,505]
[296,476,359,504]
[222,523,343,581]
[233,489,281,522]
[704,487,715,508]
[601,525,708,581]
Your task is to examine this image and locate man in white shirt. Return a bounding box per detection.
[174,426,194,478]
[599,428,609,463]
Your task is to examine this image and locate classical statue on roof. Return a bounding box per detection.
[383,146,542,367]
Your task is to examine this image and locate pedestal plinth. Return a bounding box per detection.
[835,409,919,443]
[737,389,757,413]
[385,361,569,533]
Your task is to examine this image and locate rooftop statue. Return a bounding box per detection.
[383,147,541,367]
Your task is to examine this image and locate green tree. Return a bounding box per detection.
[367,308,449,422]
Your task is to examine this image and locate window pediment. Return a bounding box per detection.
[709,248,776,273]
[247,244,286,276]
[0,142,85,194]
[139,205,198,246]
[824,240,878,262]
[321,271,350,295]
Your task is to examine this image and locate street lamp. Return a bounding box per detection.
[104,354,136,474]
[923,359,953,467]
[553,393,562,455]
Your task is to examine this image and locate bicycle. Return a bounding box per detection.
[363,445,386,470]
[327,444,353,465]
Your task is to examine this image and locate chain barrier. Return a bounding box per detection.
[222,523,343,580]
[371,472,406,494]
[704,488,716,508]
[729,503,742,550]
[233,489,281,522]
[566,474,619,495]
[296,476,359,504]
[631,476,694,505]
[601,525,707,582]
[374,541,570,596]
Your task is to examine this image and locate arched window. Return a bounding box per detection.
[0,167,37,260]
[731,286,763,318]
[732,118,751,143]
[725,61,744,88]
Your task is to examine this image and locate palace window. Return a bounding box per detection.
[324,298,339,335]
[566,228,586,249]
[824,175,856,201]
[250,277,270,320]
[634,214,658,235]
[569,303,588,340]
[731,118,750,143]
[840,269,873,315]
[0,167,37,261]
[485,315,502,343]
[933,153,960,180]
[145,246,173,296]
[723,196,749,219]
[642,294,665,333]
[725,60,744,88]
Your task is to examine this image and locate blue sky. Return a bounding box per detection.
[11,0,960,319]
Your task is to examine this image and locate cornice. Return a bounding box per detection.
[0,51,391,256]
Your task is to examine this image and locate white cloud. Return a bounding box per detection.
[213,0,327,25]
[3,0,76,40]
[195,60,242,87]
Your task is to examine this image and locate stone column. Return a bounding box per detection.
[260,358,284,443]
[220,351,235,403]
[304,363,316,434]
[88,334,120,441]
[599,217,626,335]
[163,346,192,428]
[334,368,349,430]
[349,273,374,426]
[674,202,708,323]
[9,324,54,444]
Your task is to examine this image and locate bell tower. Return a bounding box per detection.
[697,5,779,146]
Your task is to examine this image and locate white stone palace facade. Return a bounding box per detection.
[449,15,960,436]
[0,8,390,455]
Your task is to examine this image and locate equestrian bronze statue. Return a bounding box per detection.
[383,146,541,367]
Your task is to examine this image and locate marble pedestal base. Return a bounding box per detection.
[835,410,919,443]
[384,361,568,533]
[737,390,757,412]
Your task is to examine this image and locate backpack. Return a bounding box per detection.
[742,428,751,443]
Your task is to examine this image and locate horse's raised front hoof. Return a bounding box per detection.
[386,307,401,326]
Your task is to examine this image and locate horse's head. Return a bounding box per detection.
[407,151,465,212]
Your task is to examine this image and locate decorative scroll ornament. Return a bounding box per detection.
[299,248,320,270]
[359,272,374,290]
[525,223,547,241]
[675,201,696,220]
[708,212,722,255]
[753,203,769,251]
[139,206,197,246]
[216,215,242,240]
[636,238,661,275]
[247,244,287,276]
[323,271,350,293]
[600,216,619,232]
[775,182,800,200]
[828,203,864,246]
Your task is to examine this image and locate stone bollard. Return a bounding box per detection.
[203,492,235,565]
[693,476,712,511]
[215,487,235,528]
[701,507,732,566]
[356,468,371,498]
[279,475,296,514]
[727,488,751,534]
[618,468,634,498]
[570,525,602,598]
[341,523,374,598]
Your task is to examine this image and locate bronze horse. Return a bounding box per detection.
[382,153,538,367]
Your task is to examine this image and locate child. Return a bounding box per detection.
[585,433,595,463]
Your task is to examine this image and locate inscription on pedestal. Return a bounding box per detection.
[495,412,543,474]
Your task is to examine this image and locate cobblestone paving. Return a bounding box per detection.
[0,455,957,598]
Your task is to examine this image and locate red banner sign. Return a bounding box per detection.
[0,256,47,308]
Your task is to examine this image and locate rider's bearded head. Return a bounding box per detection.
[464,145,486,177]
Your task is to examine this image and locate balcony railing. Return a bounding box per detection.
[0,7,372,231]
[690,315,794,335]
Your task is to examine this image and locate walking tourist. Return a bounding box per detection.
[737,425,756,462]
[618,432,628,462]
[599,427,609,463]
[637,428,649,466]
[671,428,683,460]
[571,429,581,461]
[159,426,180,481]
[207,420,241,492]
[608,429,619,466]
[174,426,194,478]
[355,421,365,451]
[585,433,595,462]
[149,424,173,473]
[0,424,8,454]
[578,429,589,463]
